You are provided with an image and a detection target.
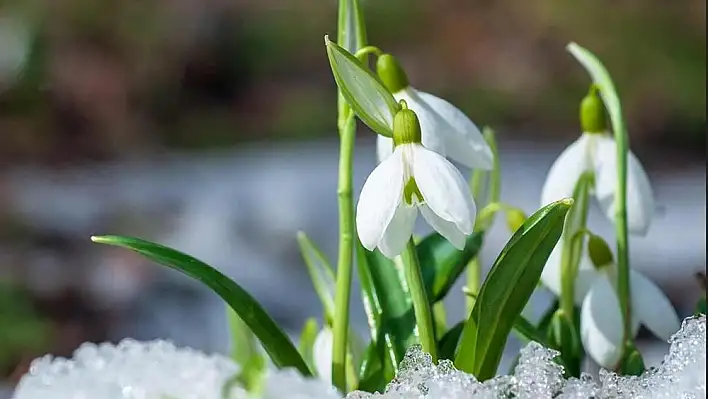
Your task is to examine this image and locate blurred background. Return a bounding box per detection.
[0,0,705,394]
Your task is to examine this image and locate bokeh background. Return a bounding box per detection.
[0,0,705,394]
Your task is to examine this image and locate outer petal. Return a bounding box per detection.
[313,327,333,384]
[541,134,593,207]
[419,205,466,249]
[378,204,417,258]
[581,277,624,368]
[411,145,476,234]
[413,89,493,170]
[540,240,600,304]
[593,135,655,235]
[394,89,446,158]
[376,135,394,164]
[630,269,680,341]
[356,148,404,250]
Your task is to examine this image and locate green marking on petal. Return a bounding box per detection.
[404,178,424,205]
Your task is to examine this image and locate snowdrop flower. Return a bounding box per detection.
[375,53,493,170]
[544,235,680,368]
[541,86,655,235]
[356,106,476,258]
[313,327,334,384]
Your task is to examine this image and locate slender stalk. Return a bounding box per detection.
[465,128,500,313]
[332,114,356,391]
[612,125,631,344]
[402,239,437,361]
[332,0,367,391]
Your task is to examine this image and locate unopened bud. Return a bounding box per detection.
[376,53,410,94]
[505,208,528,233]
[588,234,614,269]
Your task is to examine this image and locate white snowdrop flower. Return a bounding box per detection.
[313,327,334,384]
[541,86,655,235]
[357,106,476,259]
[545,235,681,368]
[375,53,493,170]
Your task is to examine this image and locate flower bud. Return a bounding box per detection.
[587,234,614,269]
[580,84,607,133]
[376,53,410,94]
[392,108,422,146]
[505,208,528,233]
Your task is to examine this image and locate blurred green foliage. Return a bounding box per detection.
[0,281,49,375]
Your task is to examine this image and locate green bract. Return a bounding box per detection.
[325,37,400,137]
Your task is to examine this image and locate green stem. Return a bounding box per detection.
[332,0,367,391]
[332,115,356,391]
[402,239,437,361]
[465,128,500,313]
[612,130,631,345]
[559,171,593,319]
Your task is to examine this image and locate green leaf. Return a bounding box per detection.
[355,239,416,378]
[325,37,399,137]
[227,308,267,391]
[298,318,320,371]
[513,315,552,348]
[546,310,582,377]
[297,232,336,323]
[417,231,485,303]
[438,322,464,361]
[91,235,312,376]
[567,43,625,141]
[454,199,573,380]
[357,342,389,393]
[619,343,645,376]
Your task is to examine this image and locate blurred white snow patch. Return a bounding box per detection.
[12,316,706,399]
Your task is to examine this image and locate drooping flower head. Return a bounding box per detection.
[375,53,493,170]
[541,85,655,235]
[356,104,476,258]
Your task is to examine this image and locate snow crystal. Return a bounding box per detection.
[12,316,706,399]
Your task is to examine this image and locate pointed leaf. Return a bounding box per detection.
[438,322,464,361]
[298,318,320,371]
[91,235,311,376]
[297,232,337,323]
[417,231,485,303]
[325,37,398,137]
[454,199,572,380]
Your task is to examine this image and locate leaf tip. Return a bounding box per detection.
[90,235,103,243]
[324,34,331,46]
[560,198,575,207]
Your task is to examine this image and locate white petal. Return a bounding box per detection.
[419,205,466,249]
[356,148,404,250]
[378,204,417,258]
[581,277,624,368]
[394,89,446,157]
[376,135,394,164]
[410,89,493,170]
[630,269,680,341]
[411,145,476,234]
[593,136,655,235]
[541,134,593,207]
[541,240,600,304]
[313,328,333,384]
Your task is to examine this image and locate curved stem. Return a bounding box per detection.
[402,239,438,361]
[612,126,631,345]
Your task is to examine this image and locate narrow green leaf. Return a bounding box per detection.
[438,322,464,361]
[297,232,337,323]
[513,315,552,348]
[695,296,707,316]
[227,308,266,390]
[325,37,399,137]
[619,343,645,376]
[91,235,311,376]
[454,199,573,380]
[417,231,484,303]
[357,342,388,393]
[546,310,583,377]
[298,318,320,371]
